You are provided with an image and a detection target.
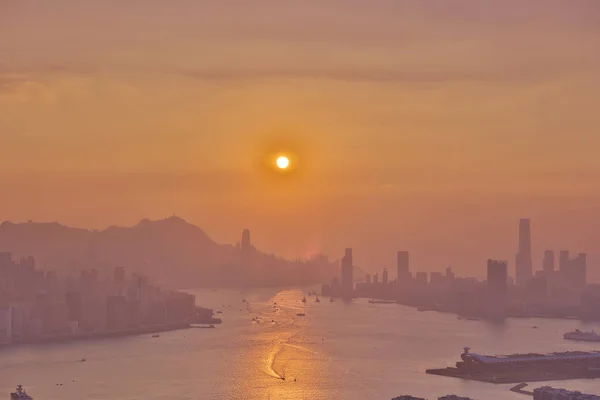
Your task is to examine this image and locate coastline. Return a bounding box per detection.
[1,322,193,347]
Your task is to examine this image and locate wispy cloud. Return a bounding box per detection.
[173,65,565,84]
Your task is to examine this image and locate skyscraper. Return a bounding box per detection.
[515,218,532,286]
[542,250,555,275]
[341,248,354,296]
[559,250,570,271]
[487,259,508,317]
[569,253,587,289]
[382,268,388,285]
[396,251,410,283]
[487,259,508,296]
[241,229,251,252]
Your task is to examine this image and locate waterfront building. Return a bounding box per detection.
[382,268,389,285]
[341,248,354,296]
[543,250,555,275]
[515,218,533,286]
[0,306,12,343]
[397,251,411,284]
[415,272,428,285]
[487,260,508,296]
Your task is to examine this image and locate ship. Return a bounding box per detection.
[315,295,320,303]
[564,329,600,342]
[302,296,307,303]
[10,385,33,400]
[426,347,600,384]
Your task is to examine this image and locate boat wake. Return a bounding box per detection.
[266,341,286,380]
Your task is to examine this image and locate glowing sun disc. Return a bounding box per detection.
[276,156,290,169]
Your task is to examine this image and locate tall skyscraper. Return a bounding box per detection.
[241,229,251,252]
[515,218,533,286]
[396,251,410,283]
[382,268,389,285]
[341,248,354,296]
[542,250,555,275]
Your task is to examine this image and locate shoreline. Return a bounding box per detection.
[1,322,194,347]
[364,298,589,322]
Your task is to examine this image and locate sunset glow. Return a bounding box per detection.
[276,156,290,170]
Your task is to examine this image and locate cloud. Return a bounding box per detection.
[173,64,569,85]
[0,75,57,104]
[0,63,94,103]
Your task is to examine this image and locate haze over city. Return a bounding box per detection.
[2,2,600,399]
[2,1,600,278]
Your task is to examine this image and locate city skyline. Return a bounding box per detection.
[2,1,600,276]
[2,1,600,399]
[0,215,595,283]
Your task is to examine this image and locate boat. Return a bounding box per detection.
[296,313,306,317]
[302,296,307,303]
[315,295,320,303]
[194,324,215,329]
[152,334,160,338]
[369,299,396,304]
[330,297,334,303]
[426,347,600,384]
[564,329,600,342]
[11,385,33,400]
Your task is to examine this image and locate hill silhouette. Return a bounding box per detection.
[0,217,339,288]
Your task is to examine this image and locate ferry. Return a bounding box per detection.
[10,385,33,400]
[564,329,600,342]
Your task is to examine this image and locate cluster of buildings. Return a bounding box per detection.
[322,218,599,319]
[0,252,196,344]
[534,387,600,400]
[392,395,473,400]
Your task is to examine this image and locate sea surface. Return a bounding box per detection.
[1,288,600,399]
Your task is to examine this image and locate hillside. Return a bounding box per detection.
[0,217,338,288]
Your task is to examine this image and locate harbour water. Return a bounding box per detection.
[1,288,599,399]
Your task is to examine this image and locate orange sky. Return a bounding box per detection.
[1,1,600,278]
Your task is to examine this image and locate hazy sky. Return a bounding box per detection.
[2,1,600,278]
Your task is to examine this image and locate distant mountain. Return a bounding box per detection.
[0,217,339,288]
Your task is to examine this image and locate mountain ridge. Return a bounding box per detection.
[0,216,338,288]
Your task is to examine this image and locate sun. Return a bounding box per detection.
[276,155,290,169]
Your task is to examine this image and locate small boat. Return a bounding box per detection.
[152,334,160,338]
[194,324,215,329]
[315,295,320,303]
[466,317,479,321]
[11,385,33,400]
[80,358,87,362]
[330,297,334,303]
[296,313,306,317]
[302,296,307,303]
